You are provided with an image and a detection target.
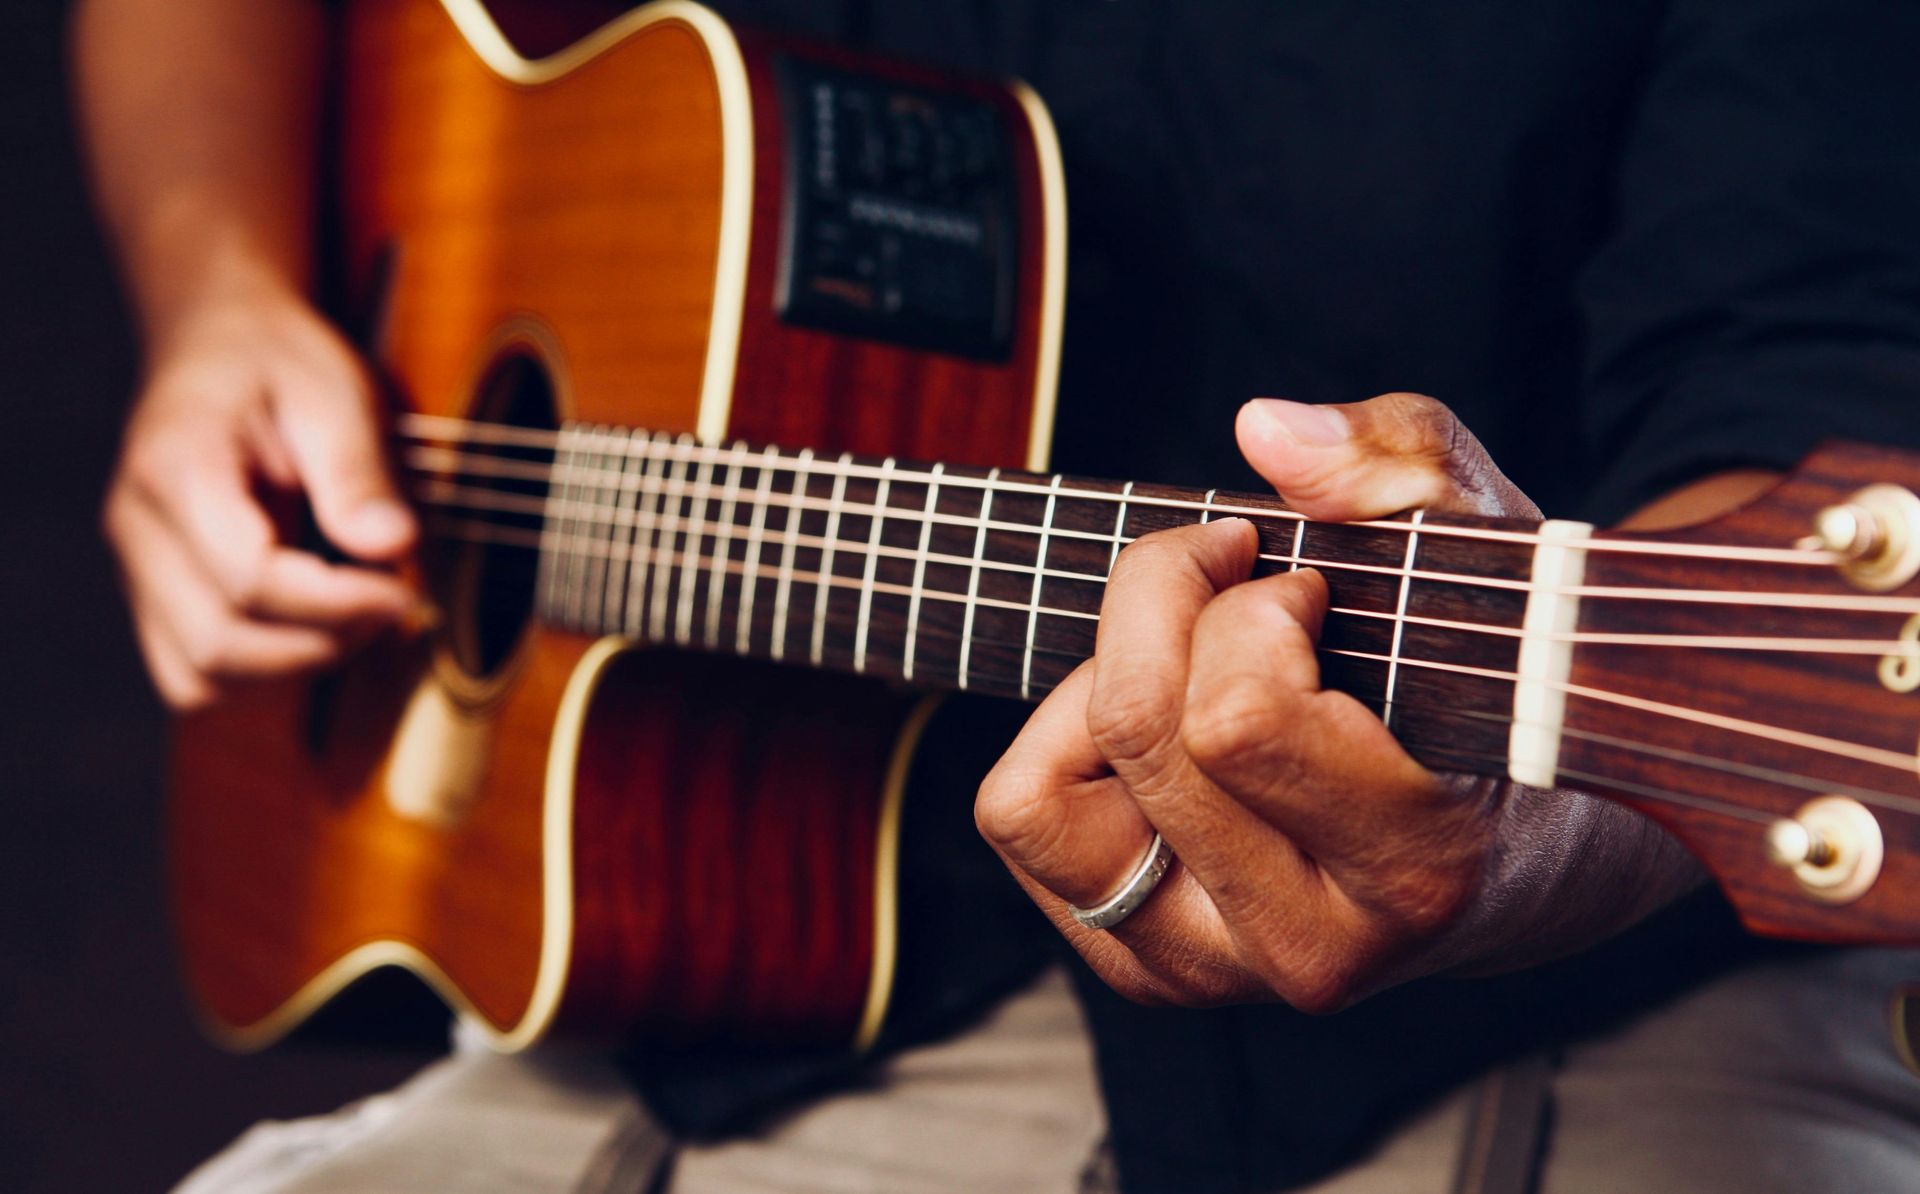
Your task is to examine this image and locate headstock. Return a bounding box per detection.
[1562,441,1920,944]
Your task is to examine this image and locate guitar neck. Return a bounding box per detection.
[417,421,1580,788]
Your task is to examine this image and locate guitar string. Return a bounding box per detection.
[420,513,1920,827]
[400,441,1920,617]
[423,513,1920,781]
[397,416,1842,569]
[407,477,1920,657]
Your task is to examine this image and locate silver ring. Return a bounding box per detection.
[1067,833,1176,931]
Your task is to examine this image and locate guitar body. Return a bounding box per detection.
[170,0,1064,1050]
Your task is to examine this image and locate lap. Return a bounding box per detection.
[173,951,1920,1193]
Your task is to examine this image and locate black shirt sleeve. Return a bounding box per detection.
[1576,0,1920,522]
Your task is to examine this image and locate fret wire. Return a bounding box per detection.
[1023,475,1065,700]
[812,453,855,668]
[902,462,944,683]
[853,458,897,674]
[583,429,614,637]
[1382,509,1424,730]
[403,422,1837,568]
[534,431,570,625]
[675,445,716,646]
[736,445,779,656]
[649,435,693,641]
[624,432,668,637]
[601,427,641,634]
[561,428,593,628]
[571,428,605,631]
[959,468,1001,692]
[443,513,1920,788]
[703,442,747,649]
[771,447,812,661]
[1109,480,1134,574]
[1290,517,1305,573]
[1200,488,1218,522]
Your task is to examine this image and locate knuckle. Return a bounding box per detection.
[1271,949,1364,1016]
[1377,859,1477,938]
[1085,681,1182,769]
[1179,679,1276,779]
[974,770,1066,861]
[1378,392,1460,461]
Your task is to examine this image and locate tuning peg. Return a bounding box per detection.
[1764,796,1884,904]
[1803,485,1920,591]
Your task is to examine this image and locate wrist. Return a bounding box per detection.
[128,193,313,359]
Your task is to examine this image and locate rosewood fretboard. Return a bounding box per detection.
[412,420,1556,783]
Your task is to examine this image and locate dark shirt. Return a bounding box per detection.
[345,1,1920,1189]
[661,3,1920,1190]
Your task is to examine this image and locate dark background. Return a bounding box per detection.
[0,3,432,1189]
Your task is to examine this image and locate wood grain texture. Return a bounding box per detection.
[1561,444,1920,944]
[171,0,1048,1048]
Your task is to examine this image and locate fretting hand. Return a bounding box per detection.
[975,393,1703,1010]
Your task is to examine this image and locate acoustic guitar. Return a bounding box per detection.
[173,0,1920,1058]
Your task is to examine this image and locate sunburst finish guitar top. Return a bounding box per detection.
[170,0,1064,1051]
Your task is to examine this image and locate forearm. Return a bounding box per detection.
[74,0,327,350]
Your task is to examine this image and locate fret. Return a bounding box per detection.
[737,445,780,656]
[1021,476,1064,700]
[957,467,1001,691]
[536,429,574,627]
[576,429,614,637]
[1508,520,1595,787]
[601,426,641,634]
[648,435,692,640]
[704,442,747,649]
[770,447,813,661]
[625,430,670,638]
[852,458,897,674]
[504,439,1570,788]
[809,454,855,668]
[675,445,717,646]
[901,463,944,682]
[1381,510,1423,729]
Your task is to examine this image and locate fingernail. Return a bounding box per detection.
[1246,399,1350,447]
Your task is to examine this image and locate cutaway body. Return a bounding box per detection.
[170,0,1063,1051]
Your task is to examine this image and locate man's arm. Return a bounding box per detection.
[76,0,415,711]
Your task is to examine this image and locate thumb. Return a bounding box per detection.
[271,364,416,563]
[1234,393,1539,521]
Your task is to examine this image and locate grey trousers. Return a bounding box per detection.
[176,950,1920,1194]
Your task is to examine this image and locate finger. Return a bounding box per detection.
[980,664,1158,906]
[1086,520,1299,869]
[159,441,415,625]
[1235,392,1538,521]
[1085,519,1257,795]
[978,670,1257,1004]
[113,501,347,685]
[127,601,216,711]
[267,352,415,562]
[1183,569,1480,917]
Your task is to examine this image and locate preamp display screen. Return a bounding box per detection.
[774,56,1018,361]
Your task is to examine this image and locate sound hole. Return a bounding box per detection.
[426,349,559,685]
